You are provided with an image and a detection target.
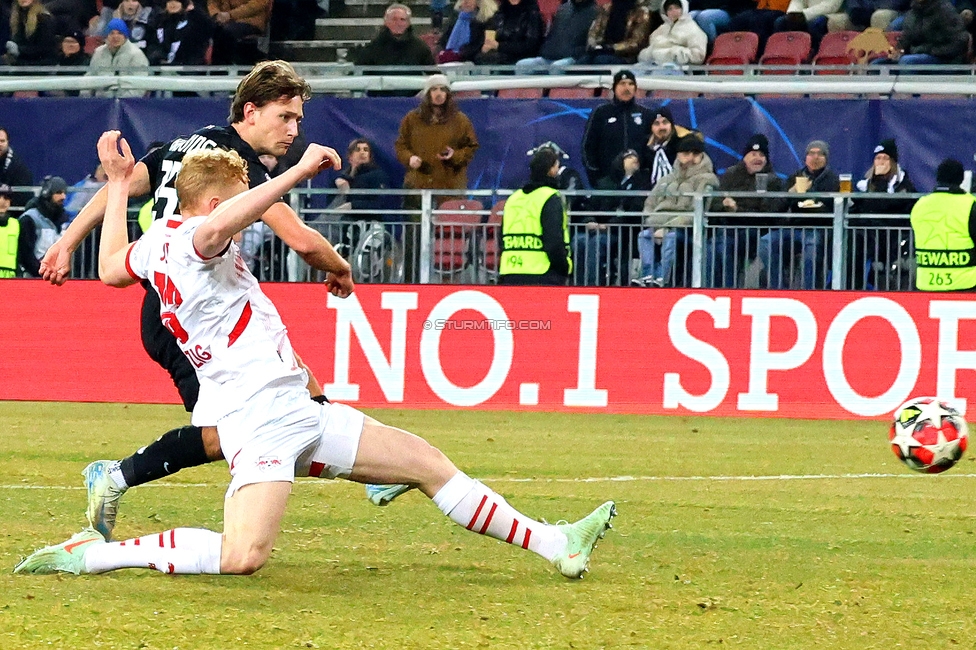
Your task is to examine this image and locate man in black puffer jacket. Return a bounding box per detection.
[896,0,969,63]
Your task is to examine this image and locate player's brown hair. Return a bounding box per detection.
[175,149,249,211]
[229,61,312,124]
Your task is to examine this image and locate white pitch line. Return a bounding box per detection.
[3,473,976,490]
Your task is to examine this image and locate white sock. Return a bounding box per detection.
[85,528,222,575]
[432,472,566,561]
[108,461,128,490]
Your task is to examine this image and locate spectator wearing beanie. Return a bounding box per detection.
[707,133,787,287]
[85,18,150,98]
[637,0,708,66]
[18,176,68,278]
[758,138,839,290]
[581,69,655,186]
[910,158,976,291]
[848,138,917,289]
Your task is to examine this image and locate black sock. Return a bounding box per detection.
[311,394,330,404]
[119,425,210,488]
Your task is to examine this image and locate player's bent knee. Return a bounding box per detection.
[220,548,270,575]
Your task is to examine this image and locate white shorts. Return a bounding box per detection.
[218,385,364,498]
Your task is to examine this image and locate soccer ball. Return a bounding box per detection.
[889,397,968,474]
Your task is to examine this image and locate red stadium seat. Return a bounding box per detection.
[706,31,759,74]
[812,30,858,72]
[548,87,600,99]
[497,87,544,98]
[759,31,811,70]
[432,200,483,281]
[537,0,562,27]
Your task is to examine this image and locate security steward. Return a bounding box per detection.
[499,148,572,285]
[0,184,18,278]
[910,158,976,292]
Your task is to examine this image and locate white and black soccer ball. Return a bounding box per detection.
[889,397,969,474]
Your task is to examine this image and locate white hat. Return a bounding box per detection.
[421,74,451,96]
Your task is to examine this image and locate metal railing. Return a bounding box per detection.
[11,186,924,291]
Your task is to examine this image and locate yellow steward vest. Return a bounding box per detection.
[0,216,19,278]
[910,192,976,291]
[500,186,571,276]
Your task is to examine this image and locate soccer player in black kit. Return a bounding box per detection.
[40,61,362,539]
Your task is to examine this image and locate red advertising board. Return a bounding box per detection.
[3,280,974,420]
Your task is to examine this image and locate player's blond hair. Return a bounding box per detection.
[175,149,249,211]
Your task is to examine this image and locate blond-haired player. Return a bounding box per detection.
[16,132,615,580]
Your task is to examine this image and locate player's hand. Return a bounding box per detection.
[39,240,72,285]
[298,143,342,180]
[325,267,354,298]
[96,130,135,182]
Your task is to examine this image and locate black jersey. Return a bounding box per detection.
[140,124,272,225]
[138,124,272,412]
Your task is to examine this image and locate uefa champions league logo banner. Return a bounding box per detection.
[5,282,973,420]
[4,96,975,195]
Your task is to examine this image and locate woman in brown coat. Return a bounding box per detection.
[395,74,480,201]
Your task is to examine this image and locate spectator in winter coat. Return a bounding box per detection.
[93,0,155,49]
[477,0,544,64]
[581,70,655,187]
[637,0,708,66]
[0,127,34,210]
[3,0,59,66]
[145,0,213,66]
[848,138,917,289]
[85,18,150,97]
[708,134,786,287]
[579,0,653,64]
[438,0,498,63]
[757,139,839,289]
[356,4,436,69]
[727,0,791,52]
[892,0,969,64]
[635,134,718,287]
[18,176,68,278]
[208,0,271,65]
[514,0,599,72]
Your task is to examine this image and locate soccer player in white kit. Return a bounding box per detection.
[15,132,616,580]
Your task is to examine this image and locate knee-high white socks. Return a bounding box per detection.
[432,472,566,561]
[84,528,222,575]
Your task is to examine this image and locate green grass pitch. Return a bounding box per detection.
[1,401,975,649]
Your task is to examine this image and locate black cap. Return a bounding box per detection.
[40,176,68,199]
[936,158,965,188]
[663,0,683,10]
[613,69,636,88]
[652,105,673,124]
[742,133,769,158]
[873,138,898,162]
[0,183,11,198]
[63,29,85,45]
[676,134,705,154]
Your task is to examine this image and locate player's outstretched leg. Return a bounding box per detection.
[84,425,217,539]
[15,526,224,576]
[348,416,617,578]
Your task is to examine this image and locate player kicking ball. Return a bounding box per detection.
[15,131,615,580]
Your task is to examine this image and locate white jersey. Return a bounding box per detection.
[126,215,306,423]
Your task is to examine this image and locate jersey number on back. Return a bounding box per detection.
[153,159,182,223]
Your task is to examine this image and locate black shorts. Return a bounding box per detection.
[140,284,199,412]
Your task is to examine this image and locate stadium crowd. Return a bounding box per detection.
[1,0,974,71]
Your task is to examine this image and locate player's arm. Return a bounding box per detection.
[194,144,341,259]
[41,161,152,285]
[261,201,350,274]
[95,131,140,287]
